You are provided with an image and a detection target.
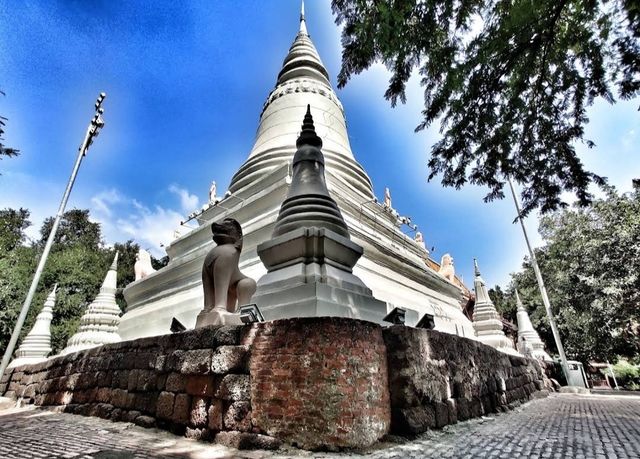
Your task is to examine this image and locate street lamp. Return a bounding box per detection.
[0,93,107,382]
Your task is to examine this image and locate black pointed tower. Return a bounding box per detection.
[254,107,387,322]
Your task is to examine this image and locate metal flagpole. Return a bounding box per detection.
[0,93,107,382]
[507,177,571,384]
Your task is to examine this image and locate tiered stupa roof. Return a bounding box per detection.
[8,285,57,368]
[228,3,374,198]
[515,290,552,361]
[62,253,122,354]
[472,259,519,355]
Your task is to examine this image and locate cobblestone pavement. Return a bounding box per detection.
[0,393,638,459]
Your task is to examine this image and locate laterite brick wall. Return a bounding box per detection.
[1,317,547,450]
[383,326,547,435]
[248,318,390,449]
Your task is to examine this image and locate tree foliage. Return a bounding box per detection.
[0,208,30,252]
[40,209,102,250]
[504,185,640,363]
[0,90,19,165]
[332,0,639,215]
[0,208,167,355]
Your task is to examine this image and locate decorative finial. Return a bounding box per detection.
[299,0,308,35]
[515,289,525,311]
[110,252,119,271]
[473,258,481,276]
[52,283,58,294]
[296,105,323,148]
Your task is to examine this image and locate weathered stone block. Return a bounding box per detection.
[211,345,249,374]
[185,427,211,441]
[214,431,281,450]
[224,401,251,432]
[217,374,249,401]
[127,369,139,391]
[156,391,175,420]
[180,349,213,374]
[208,399,223,431]
[395,404,436,434]
[166,350,186,372]
[134,415,156,428]
[123,410,141,423]
[172,393,191,424]
[133,392,157,415]
[189,396,209,427]
[434,401,450,428]
[165,372,186,392]
[136,370,156,391]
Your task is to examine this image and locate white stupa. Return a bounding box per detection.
[472,259,519,355]
[515,290,552,361]
[8,285,57,368]
[62,253,122,354]
[120,3,475,339]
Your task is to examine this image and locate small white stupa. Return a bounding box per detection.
[62,253,122,354]
[8,285,57,368]
[515,290,552,361]
[472,259,519,355]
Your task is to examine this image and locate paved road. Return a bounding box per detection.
[0,393,638,458]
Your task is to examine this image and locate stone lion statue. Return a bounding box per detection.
[134,249,156,281]
[438,253,455,282]
[196,218,257,327]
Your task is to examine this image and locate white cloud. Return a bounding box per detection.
[88,185,198,257]
[90,188,123,217]
[115,203,183,258]
[169,184,199,213]
[0,177,197,259]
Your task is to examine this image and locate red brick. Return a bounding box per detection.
[185,375,217,397]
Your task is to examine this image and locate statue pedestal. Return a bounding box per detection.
[253,227,388,323]
[195,307,243,327]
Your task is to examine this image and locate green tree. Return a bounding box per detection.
[40,209,103,250]
[507,185,640,363]
[0,207,30,252]
[0,209,159,355]
[332,0,639,215]
[488,285,516,323]
[1,90,19,165]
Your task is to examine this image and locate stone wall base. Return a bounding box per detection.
[1,318,548,450]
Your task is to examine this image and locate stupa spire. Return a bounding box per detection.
[472,259,518,355]
[8,285,57,368]
[299,0,308,35]
[227,1,375,199]
[62,252,122,354]
[272,105,349,238]
[515,289,552,360]
[515,289,526,312]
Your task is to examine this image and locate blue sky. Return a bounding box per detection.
[1,0,637,289]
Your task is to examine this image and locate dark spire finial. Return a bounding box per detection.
[296,104,323,148]
[474,258,481,277]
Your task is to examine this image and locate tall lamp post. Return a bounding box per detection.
[0,93,107,382]
[507,177,571,384]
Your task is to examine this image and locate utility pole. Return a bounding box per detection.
[507,177,571,384]
[0,93,107,382]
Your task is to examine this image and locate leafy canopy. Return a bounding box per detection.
[497,185,640,363]
[0,90,19,164]
[332,0,639,215]
[0,208,168,354]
